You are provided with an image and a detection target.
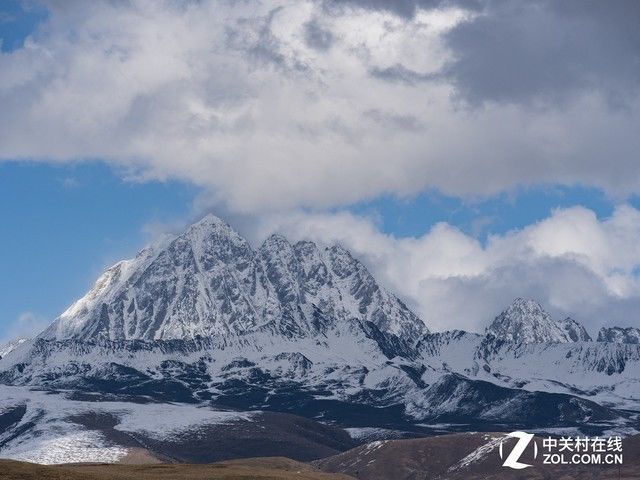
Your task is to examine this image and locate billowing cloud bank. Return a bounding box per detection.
[1,0,640,213]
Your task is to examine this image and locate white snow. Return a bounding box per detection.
[345,427,407,441]
[0,338,28,358]
[3,431,128,465]
[447,434,505,472]
[114,403,255,440]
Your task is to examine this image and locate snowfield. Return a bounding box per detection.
[0,385,256,465]
[3,430,129,465]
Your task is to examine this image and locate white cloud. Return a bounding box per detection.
[0,1,639,214]
[255,205,640,334]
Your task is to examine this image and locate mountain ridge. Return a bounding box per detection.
[33,216,627,346]
[598,326,640,344]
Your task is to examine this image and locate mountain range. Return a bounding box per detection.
[1,214,639,465]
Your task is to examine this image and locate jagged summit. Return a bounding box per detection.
[41,214,429,343]
[197,212,228,225]
[486,298,589,343]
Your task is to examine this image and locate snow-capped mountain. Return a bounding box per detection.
[485,298,582,343]
[598,326,640,344]
[1,215,639,465]
[42,215,426,343]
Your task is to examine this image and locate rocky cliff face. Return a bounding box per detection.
[598,326,640,344]
[558,317,592,341]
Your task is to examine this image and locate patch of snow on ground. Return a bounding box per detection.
[447,434,505,473]
[2,430,128,465]
[360,440,387,457]
[345,427,409,441]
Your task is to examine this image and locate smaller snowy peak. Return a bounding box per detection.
[558,317,592,342]
[597,327,640,344]
[0,338,28,358]
[486,298,574,344]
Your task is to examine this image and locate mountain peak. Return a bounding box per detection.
[41,215,427,343]
[500,297,547,321]
[186,213,236,237]
[510,297,542,310]
[487,298,576,344]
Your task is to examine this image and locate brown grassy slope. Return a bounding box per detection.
[314,432,496,479]
[315,432,640,480]
[0,458,357,480]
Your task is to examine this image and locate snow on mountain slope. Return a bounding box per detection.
[405,373,623,426]
[414,329,640,410]
[486,298,581,343]
[42,215,427,343]
[0,338,27,359]
[468,338,640,410]
[3,321,639,424]
[598,326,640,344]
[0,324,423,419]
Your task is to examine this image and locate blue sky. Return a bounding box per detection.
[350,187,620,241]
[1,1,640,337]
[0,0,46,53]
[0,162,194,336]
